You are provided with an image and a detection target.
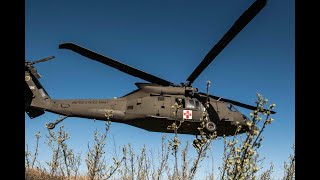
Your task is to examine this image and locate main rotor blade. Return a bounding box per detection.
[198,92,276,114]
[59,42,175,86]
[186,0,267,84]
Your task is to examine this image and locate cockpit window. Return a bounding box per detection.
[187,99,195,109]
[227,103,238,112]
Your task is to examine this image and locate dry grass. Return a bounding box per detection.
[25,168,88,180]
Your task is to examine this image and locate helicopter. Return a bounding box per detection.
[25,0,275,137]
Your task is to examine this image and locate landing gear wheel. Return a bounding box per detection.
[46,123,55,129]
[205,121,216,132]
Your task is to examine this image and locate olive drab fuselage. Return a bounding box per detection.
[26,65,249,136]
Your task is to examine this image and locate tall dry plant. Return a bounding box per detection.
[218,93,276,180]
[188,81,218,179]
[166,80,217,180]
[283,144,295,180]
[46,125,67,177]
[45,124,82,179]
[85,120,126,180]
[85,121,110,180]
[25,131,41,170]
[157,135,170,180]
[259,163,274,180]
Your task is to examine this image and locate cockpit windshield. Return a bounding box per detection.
[227,103,239,112]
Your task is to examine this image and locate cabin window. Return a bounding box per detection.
[187,99,195,109]
[175,98,185,108]
[195,100,200,109]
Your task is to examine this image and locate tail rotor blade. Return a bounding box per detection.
[29,56,55,65]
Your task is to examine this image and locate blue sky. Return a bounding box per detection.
[25,0,294,178]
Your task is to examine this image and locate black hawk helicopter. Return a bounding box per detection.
[25,0,275,136]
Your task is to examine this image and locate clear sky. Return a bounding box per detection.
[25,0,294,178]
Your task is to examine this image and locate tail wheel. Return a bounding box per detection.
[205,121,216,132]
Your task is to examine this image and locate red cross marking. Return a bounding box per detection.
[183,110,192,119]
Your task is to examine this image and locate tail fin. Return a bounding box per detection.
[25,59,53,118]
